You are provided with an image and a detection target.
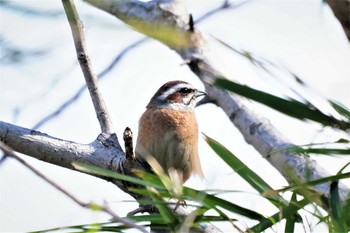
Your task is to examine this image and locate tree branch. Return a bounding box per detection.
[326,0,350,42]
[30,0,235,130]
[62,0,114,135]
[0,141,148,233]
[32,37,147,130]
[0,120,222,232]
[0,121,122,178]
[84,0,349,208]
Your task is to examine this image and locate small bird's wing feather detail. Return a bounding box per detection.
[135,108,204,183]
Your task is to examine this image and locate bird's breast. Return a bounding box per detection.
[135,108,202,182]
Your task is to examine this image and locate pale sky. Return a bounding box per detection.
[1,1,349,232]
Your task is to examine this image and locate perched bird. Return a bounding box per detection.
[135,80,206,184]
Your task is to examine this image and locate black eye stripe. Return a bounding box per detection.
[178,87,194,95]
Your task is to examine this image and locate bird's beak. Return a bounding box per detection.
[194,89,207,98]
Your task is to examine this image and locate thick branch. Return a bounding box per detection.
[0,141,148,233]
[62,0,114,135]
[84,0,349,206]
[0,120,221,232]
[0,121,123,176]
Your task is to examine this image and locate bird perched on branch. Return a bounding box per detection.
[135,80,206,184]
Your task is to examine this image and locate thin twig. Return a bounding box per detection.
[32,38,147,130]
[62,0,114,134]
[0,141,148,233]
[31,0,239,130]
[195,0,250,24]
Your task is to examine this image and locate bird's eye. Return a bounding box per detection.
[178,88,193,95]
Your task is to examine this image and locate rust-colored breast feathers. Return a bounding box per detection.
[136,108,204,182]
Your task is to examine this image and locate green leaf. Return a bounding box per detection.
[329,181,350,232]
[214,77,350,130]
[273,172,350,194]
[271,140,350,156]
[330,101,350,121]
[73,162,164,189]
[146,187,179,226]
[284,192,297,232]
[131,171,264,221]
[330,181,341,220]
[248,194,319,232]
[183,187,265,221]
[289,147,350,156]
[204,134,290,208]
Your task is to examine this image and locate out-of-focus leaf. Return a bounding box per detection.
[284,192,297,233]
[73,162,164,189]
[338,161,350,174]
[147,187,178,226]
[293,148,350,155]
[330,101,350,121]
[204,134,291,208]
[31,221,131,233]
[272,172,350,194]
[248,194,320,232]
[329,181,349,232]
[336,138,350,143]
[272,140,350,156]
[183,187,265,221]
[214,77,350,130]
[330,181,341,220]
[132,171,264,221]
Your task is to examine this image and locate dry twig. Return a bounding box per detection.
[62,0,114,135]
[0,141,148,233]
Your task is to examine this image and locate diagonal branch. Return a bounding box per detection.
[31,0,236,130]
[84,0,349,209]
[62,0,114,135]
[0,120,222,232]
[32,37,147,130]
[0,141,148,233]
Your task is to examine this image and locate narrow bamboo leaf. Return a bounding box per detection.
[132,184,264,222]
[146,187,178,226]
[129,214,166,224]
[248,195,319,232]
[273,172,350,194]
[204,134,289,207]
[338,161,350,174]
[284,192,297,233]
[330,181,340,219]
[73,162,164,189]
[214,77,350,130]
[330,181,348,232]
[183,187,265,221]
[336,138,350,143]
[272,140,350,156]
[330,101,350,121]
[291,147,350,155]
[31,221,127,233]
[339,193,350,231]
[133,169,165,188]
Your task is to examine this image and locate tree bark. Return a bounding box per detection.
[83,0,349,207]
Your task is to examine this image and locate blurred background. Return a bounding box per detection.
[1,0,349,232]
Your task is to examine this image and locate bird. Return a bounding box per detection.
[135,80,206,184]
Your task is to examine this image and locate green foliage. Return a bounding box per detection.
[214,77,350,130]
[271,139,350,156]
[35,138,349,233]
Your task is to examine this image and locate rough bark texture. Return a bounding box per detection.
[84,0,349,205]
[1,1,348,231]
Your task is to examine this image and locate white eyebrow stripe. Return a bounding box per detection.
[158,83,193,100]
